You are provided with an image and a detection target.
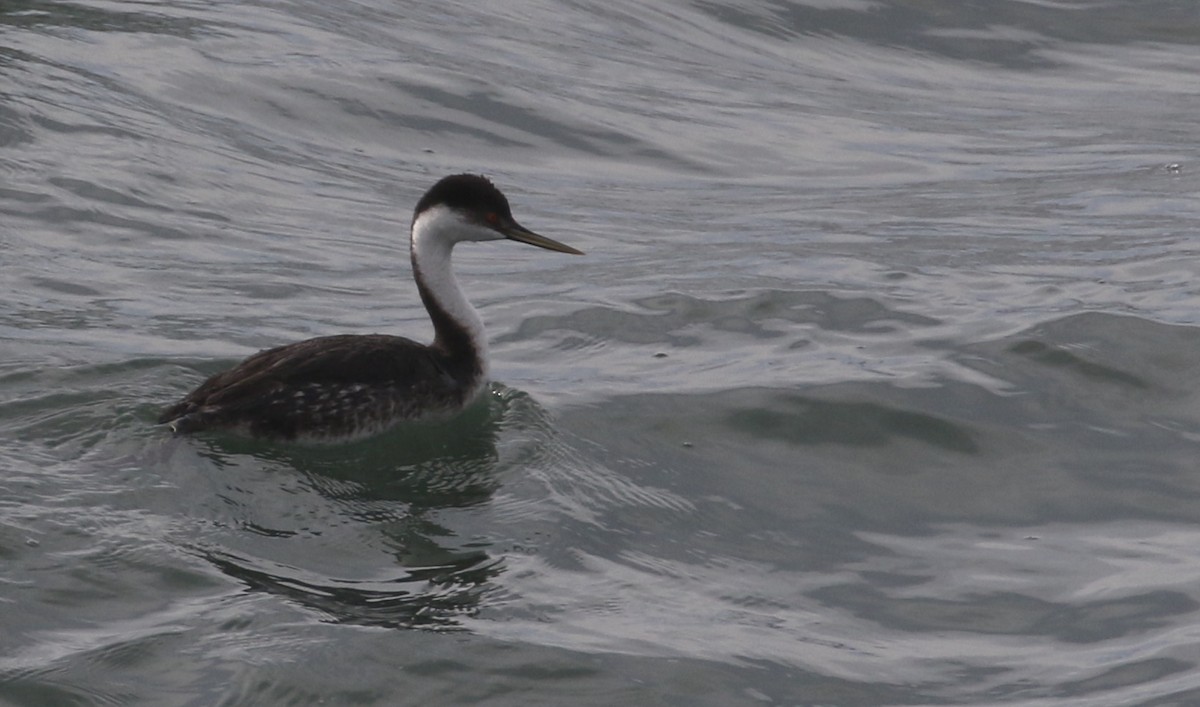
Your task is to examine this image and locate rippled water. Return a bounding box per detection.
[3,0,1200,704]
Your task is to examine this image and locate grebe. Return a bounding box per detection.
[158,173,582,442]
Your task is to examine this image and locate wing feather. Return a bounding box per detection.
[158,334,449,427]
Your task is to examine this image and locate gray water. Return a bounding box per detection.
[3,1,1200,705]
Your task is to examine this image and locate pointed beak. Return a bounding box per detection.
[500,221,584,255]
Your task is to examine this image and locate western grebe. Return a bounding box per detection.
[158,173,582,442]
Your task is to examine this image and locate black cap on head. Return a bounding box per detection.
[413,173,513,224]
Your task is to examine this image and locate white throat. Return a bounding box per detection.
[410,206,489,375]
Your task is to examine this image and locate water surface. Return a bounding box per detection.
[3,0,1200,704]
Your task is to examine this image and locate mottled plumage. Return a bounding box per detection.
[158,334,479,441]
[158,174,582,442]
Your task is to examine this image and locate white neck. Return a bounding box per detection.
[410,206,489,377]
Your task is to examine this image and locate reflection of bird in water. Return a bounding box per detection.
[190,387,552,630]
[159,174,582,442]
[203,546,500,630]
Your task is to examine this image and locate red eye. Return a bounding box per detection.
[486,212,499,225]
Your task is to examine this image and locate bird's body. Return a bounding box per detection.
[158,333,480,442]
[158,174,581,443]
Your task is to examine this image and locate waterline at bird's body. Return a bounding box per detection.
[157,174,582,443]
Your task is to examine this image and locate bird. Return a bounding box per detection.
[158,173,583,443]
